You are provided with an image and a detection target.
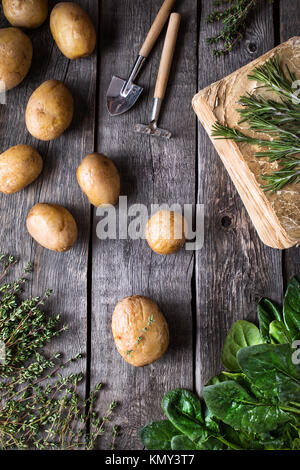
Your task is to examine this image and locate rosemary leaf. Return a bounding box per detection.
[211,55,300,192]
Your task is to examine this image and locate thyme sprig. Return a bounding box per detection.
[206,0,260,56]
[110,425,120,450]
[212,55,300,192]
[0,254,118,450]
[126,315,155,357]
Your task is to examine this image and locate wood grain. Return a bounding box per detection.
[0,0,97,431]
[90,0,197,449]
[280,0,300,284]
[195,1,283,394]
[1,0,298,451]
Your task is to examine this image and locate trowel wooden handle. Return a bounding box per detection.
[139,0,175,58]
[154,13,181,100]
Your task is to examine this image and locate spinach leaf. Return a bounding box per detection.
[269,320,291,344]
[139,420,179,450]
[171,435,198,450]
[203,381,291,434]
[206,373,228,386]
[237,343,300,402]
[292,438,300,449]
[221,423,263,450]
[283,277,300,341]
[257,297,282,342]
[196,436,229,450]
[204,405,220,433]
[171,434,228,450]
[207,371,267,402]
[258,422,300,450]
[221,320,263,372]
[161,389,208,443]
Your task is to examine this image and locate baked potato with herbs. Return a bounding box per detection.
[76,153,120,207]
[26,203,78,252]
[145,210,187,255]
[112,295,169,367]
[50,2,96,60]
[0,144,42,194]
[2,0,48,29]
[25,80,74,141]
[0,27,32,91]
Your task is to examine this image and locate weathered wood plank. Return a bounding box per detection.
[195,2,283,393]
[91,0,197,449]
[280,0,300,283]
[0,0,96,412]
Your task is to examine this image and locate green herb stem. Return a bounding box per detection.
[212,55,300,192]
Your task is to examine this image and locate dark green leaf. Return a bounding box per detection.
[207,371,249,386]
[221,423,263,450]
[221,320,263,371]
[269,320,291,344]
[257,297,282,342]
[171,435,198,450]
[139,420,179,450]
[204,405,220,434]
[197,436,229,450]
[208,371,267,402]
[292,438,300,449]
[203,381,291,434]
[161,389,208,442]
[237,343,300,402]
[283,277,300,341]
[206,373,228,386]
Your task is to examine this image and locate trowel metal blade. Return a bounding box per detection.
[107,76,143,116]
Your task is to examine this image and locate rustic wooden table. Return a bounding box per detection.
[0,0,300,450]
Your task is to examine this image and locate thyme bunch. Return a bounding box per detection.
[212,55,300,192]
[0,254,118,450]
[206,0,264,55]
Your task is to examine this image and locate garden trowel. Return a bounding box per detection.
[107,0,175,116]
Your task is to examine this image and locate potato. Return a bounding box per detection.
[3,0,48,29]
[26,203,78,252]
[76,153,120,206]
[0,145,42,194]
[112,295,169,367]
[25,80,74,141]
[145,210,187,255]
[0,27,32,91]
[50,2,96,60]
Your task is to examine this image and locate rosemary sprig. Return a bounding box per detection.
[238,95,300,131]
[206,0,262,56]
[248,56,299,103]
[212,55,300,192]
[0,254,118,450]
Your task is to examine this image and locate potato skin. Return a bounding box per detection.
[0,145,42,194]
[26,203,78,252]
[145,210,186,255]
[25,80,74,141]
[76,153,120,206]
[50,2,96,60]
[3,0,48,29]
[112,295,169,367]
[0,27,32,91]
